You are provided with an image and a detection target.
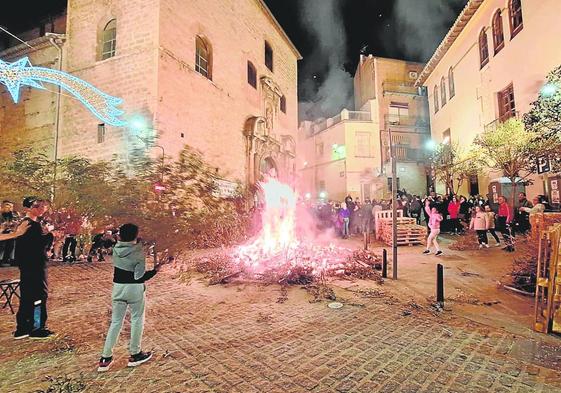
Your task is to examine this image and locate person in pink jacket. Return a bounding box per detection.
[423,199,443,256]
[447,195,462,235]
[470,206,490,248]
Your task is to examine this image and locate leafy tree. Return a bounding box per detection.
[524,65,561,174]
[0,145,250,258]
[429,142,482,195]
[524,65,561,141]
[473,118,561,209]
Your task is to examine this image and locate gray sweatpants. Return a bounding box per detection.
[102,283,145,357]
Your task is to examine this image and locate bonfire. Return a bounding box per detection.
[192,176,382,284]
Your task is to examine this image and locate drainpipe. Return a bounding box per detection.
[46,32,66,202]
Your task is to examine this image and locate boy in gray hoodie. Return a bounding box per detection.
[98,223,157,372]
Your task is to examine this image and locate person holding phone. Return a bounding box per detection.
[98,223,158,372]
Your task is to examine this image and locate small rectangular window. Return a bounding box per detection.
[498,84,516,122]
[97,123,105,143]
[355,132,371,157]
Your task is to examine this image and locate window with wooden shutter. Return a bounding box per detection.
[498,84,516,122]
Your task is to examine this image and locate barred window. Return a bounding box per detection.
[247,61,257,88]
[448,67,455,98]
[479,29,489,68]
[434,85,439,113]
[440,77,447,106]
[101,20,117,60]
[265,41,273,71]
[97,123,106,143]
[492,10,505,54]
[509,0,523,37]
[195,36,212,80]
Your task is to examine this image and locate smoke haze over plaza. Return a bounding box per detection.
[1,0,467,119]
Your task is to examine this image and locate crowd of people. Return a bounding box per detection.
[0,197,157,371]
[307,190,554,254]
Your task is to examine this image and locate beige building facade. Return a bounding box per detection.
[298,56,430,202]
[1,0,300,194]
[417,0,561,200]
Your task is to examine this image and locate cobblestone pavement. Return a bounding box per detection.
[1,262,561,392]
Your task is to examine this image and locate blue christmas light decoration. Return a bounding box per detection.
[0,57,126,126]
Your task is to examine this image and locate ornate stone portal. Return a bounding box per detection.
[243,77,295,200]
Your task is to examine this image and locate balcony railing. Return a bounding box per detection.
[310,110,371,134]
[384,114,430,132]
[382,81,427,96]
[383,146,427,163]
[484,111,520,132]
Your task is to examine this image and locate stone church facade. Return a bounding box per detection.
[0,0,300,195]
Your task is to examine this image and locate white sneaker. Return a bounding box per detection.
[484,244,490,248]
[495,243,501,247]
[479,244,483,249]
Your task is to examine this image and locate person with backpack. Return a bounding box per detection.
[98,223,158,372]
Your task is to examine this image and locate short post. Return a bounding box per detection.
[437,264,444,306]
[382,249,388,278]
[153,242,158,269]
[363,231,368,250]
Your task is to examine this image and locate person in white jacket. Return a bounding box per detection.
[470,206,490,248]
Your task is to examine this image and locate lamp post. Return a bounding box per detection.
[388,127,398,280]
[135,135,165,183]
[131,118,165,183]
[46,32,67,201]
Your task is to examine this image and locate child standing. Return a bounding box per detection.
[484,205,501,246]
[470,206,490,248]
[98,223,158,372]
[423,199,443,256]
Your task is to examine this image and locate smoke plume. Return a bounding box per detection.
[391,0,467,61]
[298,0,353,120]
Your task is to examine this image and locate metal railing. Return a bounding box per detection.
[484,111,520,131]
[384,114,430,131]
[310,111,371,134]
[383,81,427,96]
[383,146,427,163]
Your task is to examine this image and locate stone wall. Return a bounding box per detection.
[155,0,299,183]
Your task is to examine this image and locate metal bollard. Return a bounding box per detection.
[382,249,388,278]
[437,263,444,306]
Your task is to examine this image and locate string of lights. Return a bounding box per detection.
[0,57,127,126]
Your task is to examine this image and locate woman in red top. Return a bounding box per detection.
[447,195,462,235]
[497,196,514,252]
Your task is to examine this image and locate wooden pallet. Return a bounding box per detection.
[379,222,427,246]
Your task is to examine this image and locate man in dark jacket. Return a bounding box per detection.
[14,197,54,339]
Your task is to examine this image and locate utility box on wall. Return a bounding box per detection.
[487,178,527,210]
[547,176,561,211]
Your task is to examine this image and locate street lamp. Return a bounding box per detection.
[387,127,398,279]
[130,118,165,183]
[46,32,67,201]
[541,82,559,98]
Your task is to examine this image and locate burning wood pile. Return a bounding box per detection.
[174,177,383,285]
[187,245,382,285]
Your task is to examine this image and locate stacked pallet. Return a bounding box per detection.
[379,218,427,246]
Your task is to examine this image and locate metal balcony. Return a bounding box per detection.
[384,115,430,133]
[382,81,427,97]
[484,111,520,132]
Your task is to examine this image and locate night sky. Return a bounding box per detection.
[1,0,467,118]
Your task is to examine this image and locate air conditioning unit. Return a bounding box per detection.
[408,71,418,79]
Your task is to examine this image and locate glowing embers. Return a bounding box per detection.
[232,178,362,279]
[0,57,126,126]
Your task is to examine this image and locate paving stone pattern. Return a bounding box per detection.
[0,263,560,392]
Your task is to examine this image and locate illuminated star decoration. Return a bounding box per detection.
[0,57,126,126]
